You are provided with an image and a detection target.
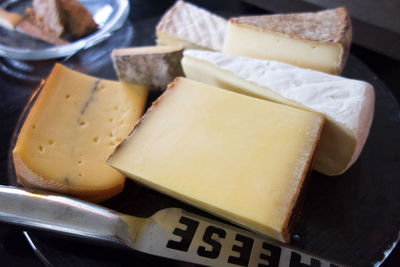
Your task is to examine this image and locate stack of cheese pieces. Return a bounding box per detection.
[13,0,376,244]
[107,1,375,243]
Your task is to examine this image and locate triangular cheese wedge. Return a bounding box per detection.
[156,0,227,51]
[108,77,324,242]
[223,7,352,74]
[182,49,375,176]
[13,64,148,202]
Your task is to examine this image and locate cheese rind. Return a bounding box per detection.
[156,0,227,51]
[112,45,184,90]
[182,50,375,175]
[223,7,352,74]
[13,64,148,202]
[108,77,324,242]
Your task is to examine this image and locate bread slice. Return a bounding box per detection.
[32,0,64,37]
[60,0,98,38]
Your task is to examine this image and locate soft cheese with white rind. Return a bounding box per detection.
[112,45,184,90]
[223,7,352,74]
[108,77,324,242]
[13,64,148,202]
[182,50,375,175]
[156,0,227,51]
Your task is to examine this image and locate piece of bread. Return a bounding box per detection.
[32,0,64,37]
[60,0,98,38]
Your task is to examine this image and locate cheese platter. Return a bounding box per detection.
[2,0,400,266]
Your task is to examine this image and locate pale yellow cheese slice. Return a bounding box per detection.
[13,64,148,202]
[108,77,324,242]
[223,7,352,74]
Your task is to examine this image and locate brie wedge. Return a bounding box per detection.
[182,50,375,176]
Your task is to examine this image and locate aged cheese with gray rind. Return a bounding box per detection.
[112,46,184,90]
[182,49,375,176]
[156,0,227,51]
[223,7,352,74]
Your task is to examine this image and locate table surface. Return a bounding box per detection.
[0,0,399,266]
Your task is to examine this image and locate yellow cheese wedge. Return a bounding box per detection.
[108,77,324,242]
[223,7,352,74]
[13,64,148,202]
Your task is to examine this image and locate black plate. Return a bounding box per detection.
[6,14,400,267]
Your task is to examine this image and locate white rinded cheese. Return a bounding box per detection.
[156,0,227,51]
[182,49,375,175]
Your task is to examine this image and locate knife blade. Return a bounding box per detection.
[0,185,344,267]
[0,7,68,46]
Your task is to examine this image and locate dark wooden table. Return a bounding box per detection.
[0,0,399,266]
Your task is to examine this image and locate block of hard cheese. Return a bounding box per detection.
[182,49,375,176]
[13,64,148,202]
[108,77,324,242]
[156,0,227,51]
[112,45,184,90]
[223,7,352,74]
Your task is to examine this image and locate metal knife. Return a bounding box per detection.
[0,185,343,267]
[0,8,68,46]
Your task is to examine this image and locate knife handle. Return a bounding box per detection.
[0,185,131,246]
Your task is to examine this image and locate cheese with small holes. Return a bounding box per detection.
[108,77,324,242]
[223,7,352,74]
[182,49,375,176]
[13,64,148,202]
[112,45,184,90]
[156,0,227,51]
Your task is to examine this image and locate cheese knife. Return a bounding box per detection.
[0,185,343,267]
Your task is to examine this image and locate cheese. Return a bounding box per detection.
[156,0,227,51]
[0,8,23,30]
[108,77,324,242]
[112,45,184,90]
[182,49,375,176]
[223,7,352,74]
[13,64,148,202]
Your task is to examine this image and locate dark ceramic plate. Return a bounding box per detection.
[6,16,400,267]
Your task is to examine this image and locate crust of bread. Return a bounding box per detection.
[60,0,98,37]
[32,0,64,37]
[14,154,124,203]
